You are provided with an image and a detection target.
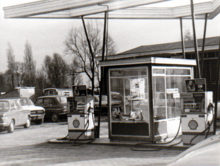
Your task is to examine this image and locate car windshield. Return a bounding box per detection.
[0,101,10,112]
[19,98,34,106]
[57,97,67,104]
[27,99,34,105]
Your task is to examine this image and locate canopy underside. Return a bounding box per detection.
[3,0,220,19]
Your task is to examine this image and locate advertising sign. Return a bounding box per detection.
[130,78,145,99]
[185,78,206,92]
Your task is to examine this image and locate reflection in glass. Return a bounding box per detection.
[153,67,192,120]
[110,67,148,123]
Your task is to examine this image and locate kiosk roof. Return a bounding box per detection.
[99,57,197,67]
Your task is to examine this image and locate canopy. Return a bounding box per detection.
[3,0,220,19]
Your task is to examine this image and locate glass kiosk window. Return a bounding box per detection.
[109,67,149,137]
[152,67,193,120]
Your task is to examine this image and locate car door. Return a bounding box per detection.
[42,98,54,118]
[10,101,20,125]
[1,101,13,126]
[15,99,27,125]
[50,97,63,114]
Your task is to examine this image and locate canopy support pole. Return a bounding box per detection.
[190,0,201,78]
[97,11,108,138]
[201,13,208,76]
[180,17,185,59]
[214,37,220,134]
[81,16,95,96]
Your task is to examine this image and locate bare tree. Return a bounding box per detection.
[6,43,16,90]
[0,73,6,93]
[14,62,25,87]
[68,57,83,86]
[34,69,53,100]
[65,20,116,87]
[23,41,36,86]
[43,53,69,88]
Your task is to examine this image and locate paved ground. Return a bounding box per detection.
[0,121,185,166]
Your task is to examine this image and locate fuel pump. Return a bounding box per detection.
[180,79,214,145]
[67,85,95,140]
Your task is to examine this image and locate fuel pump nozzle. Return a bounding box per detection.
[207,102,214,124]
[87,102,94,114]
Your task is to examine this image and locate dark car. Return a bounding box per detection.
[34,96,67,122]
[94,94,122,115]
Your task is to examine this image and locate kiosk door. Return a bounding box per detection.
[109,67,150,141]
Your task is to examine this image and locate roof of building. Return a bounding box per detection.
[96,36,218,61]
[118,36,219,55]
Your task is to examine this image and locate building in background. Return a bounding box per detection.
[0,87,35,99]
[103,36,219,98]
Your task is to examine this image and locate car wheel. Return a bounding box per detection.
[51,113,59,122]
[35,119,43,125]
[24,117,31,128]
[7,120,15,133]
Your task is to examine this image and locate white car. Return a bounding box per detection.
[19,97,45,124]
[0,99,31,133]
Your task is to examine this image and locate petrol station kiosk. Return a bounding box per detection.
[98,57,214,143]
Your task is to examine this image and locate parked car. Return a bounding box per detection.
[18,97,45,124]
[0,98,31,133]
[167,134,220,166]
[34,96,67,122]
[94,95,108,111]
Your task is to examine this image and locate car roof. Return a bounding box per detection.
[1,97,29,99]
[37,95,65,98]
[0,98,17,102]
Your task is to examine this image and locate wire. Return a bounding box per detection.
[189,104,214,145]
[205,121,211,139]
[71,119,90,145]
[156,119,182,145]
[57,134,69,140]
[72,111,96,145]
[130,119,182,151]
[189,118,213,145]
[168,138,182,147]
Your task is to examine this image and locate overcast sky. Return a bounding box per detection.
[0,0,219,73]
